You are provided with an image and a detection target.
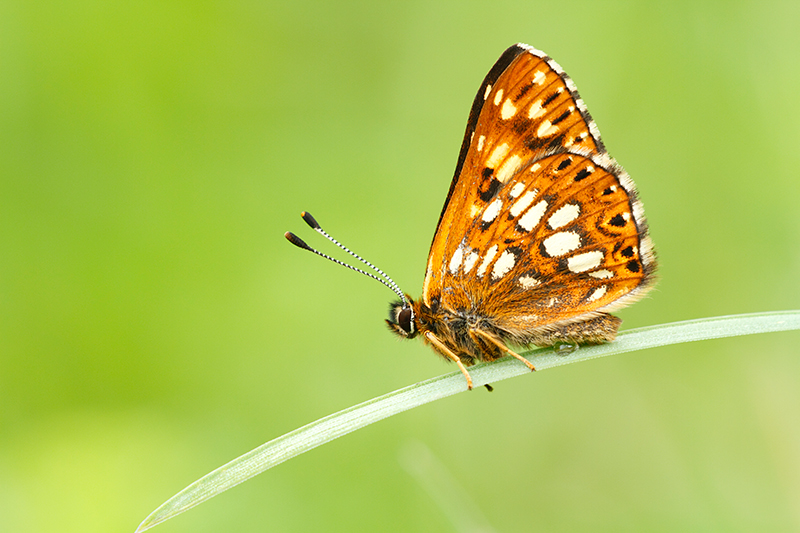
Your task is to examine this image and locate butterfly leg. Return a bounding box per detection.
[424,331,474,390]
[473,330,537,372]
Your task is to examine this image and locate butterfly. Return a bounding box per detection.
[286,43,656,390]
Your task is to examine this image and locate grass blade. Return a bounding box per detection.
[137,310,800,532]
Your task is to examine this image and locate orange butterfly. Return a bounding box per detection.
[287,43,656,389]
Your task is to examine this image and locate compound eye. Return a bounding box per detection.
[397,307,414,334]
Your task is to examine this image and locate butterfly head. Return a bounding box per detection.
[386,298,418,339]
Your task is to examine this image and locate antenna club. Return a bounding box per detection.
[285,231,312,251]
[301,211,321,230]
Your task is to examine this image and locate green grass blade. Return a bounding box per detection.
[136,310,800,532]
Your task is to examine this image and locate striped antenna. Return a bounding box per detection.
[285,212,408,307]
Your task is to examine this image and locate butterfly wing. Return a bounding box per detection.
[422,44,655,337]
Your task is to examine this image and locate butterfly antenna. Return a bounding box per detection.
[285,212,409,307]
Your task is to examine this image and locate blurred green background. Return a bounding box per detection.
[3,1,800,531]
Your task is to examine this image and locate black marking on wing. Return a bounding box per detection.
[479,177,502,202]
[608,213,626,227]
[517,82,534,98]
[551,109,571,125]
[574,167,592,182]
[542,91,560,107]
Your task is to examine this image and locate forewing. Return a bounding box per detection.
[423,43,607,306]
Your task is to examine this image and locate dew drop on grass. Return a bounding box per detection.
[553,342,578,356]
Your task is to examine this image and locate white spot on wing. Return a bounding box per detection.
[532,70,546,85]
[528,100,545,119]
[477,135,485,152]
[589,269,613,279]
[588,285,608,302]
[519,275,540,289]
[486,143,510,168]
[567,250,604,273]
[510,190,537,217]
[548,203,580,229]
[482,198,503,223]
[448,247,463,274]
[492,250,516,279]
[500,99,517,120]
[496,154,522,183]
[484,84,492,100]
[543,231,581,256]
[477,245,498,277]
[509,182,525,198]
[493,88,504,106]
[463,251,479,273]
[518,200,547,232]
[537,120,558,137]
